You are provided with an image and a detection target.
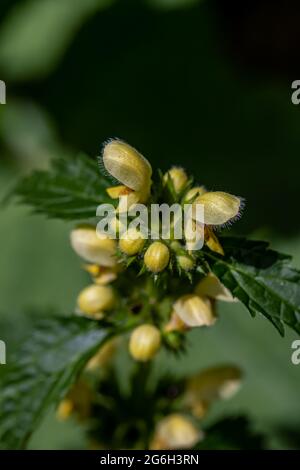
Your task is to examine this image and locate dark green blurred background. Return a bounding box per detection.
[0,0,300,449]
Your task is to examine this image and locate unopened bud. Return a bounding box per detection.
[195,273,236,302]
[194,191,241,226]
[150,414,202,450]
[164,167,188,194]
[173,294,216,327]
[119,228,145,256]
[70,226,116,267]
[77,284,115,317]
[144,241,170,273]
[129,324,161,362]
[102,139,152,194]
[177,254,195,271]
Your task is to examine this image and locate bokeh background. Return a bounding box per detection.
[0,0,300,449]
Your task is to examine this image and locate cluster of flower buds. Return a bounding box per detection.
[101,139,242,271]
[68,139,243,363]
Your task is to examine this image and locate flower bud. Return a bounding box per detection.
[119,228,145,256]
[102,139,152,193]
[164,167,188,194]
[186,366,242,404]
[129,324,161,362]
[177,254,195,271]
[150,414,202,450]
[77,284,115,317]
[195,273,236,302]
[173,294,216,327]
[183,186,206,202]
[193,191,241,226]
[70,226,117,267]
[144,242,170,273]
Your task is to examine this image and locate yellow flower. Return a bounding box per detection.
[195,272,236,302]
[144,241,170,273]
[103,139,152,206]
[150,414,203,450]
[70,226,117,267]
[173,294,216,327]
[77,284,115,318]
[129,324,161,362]
[193,191,242,226]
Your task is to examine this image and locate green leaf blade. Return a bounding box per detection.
[0,316,112,450]
[12,153,113,220]
[203,237,300,336]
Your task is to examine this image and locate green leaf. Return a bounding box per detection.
[12,153,113,220]
[0,316,113,450]
[196,416,266,450]
[203,237,300,336]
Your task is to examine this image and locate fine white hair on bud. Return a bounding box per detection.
[150,414,203,450]
[129,324,161,362]
[193,191,242,226]
[70,226,117,267]
[164,167,188,194]
[173,294,216,327]
[77,284,115,317]
[102,139,152,192]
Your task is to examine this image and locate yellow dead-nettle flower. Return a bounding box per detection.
[103,139,152,205]
[195,272,236,302]
[173,294,216,327]
[150,414,203,450]
[164,167,188,194]
[193,191,242,226]
[71,226,117,267]
[185,365,242,405]
[77,284,115,318]
[119,228,146,256]
[129,324,161,362]
[144,241,170,273]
